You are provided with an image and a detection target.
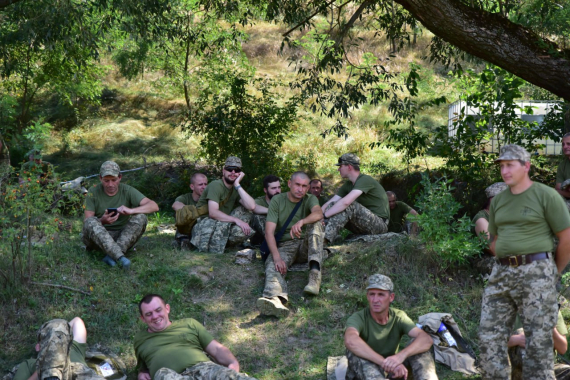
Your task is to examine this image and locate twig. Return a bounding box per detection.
[31,281,91,295]
[179,153,186,166]
[283,0,337,37]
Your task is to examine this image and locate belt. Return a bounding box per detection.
[497,252,550,267]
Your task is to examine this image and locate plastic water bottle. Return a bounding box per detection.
[438,322,458,348]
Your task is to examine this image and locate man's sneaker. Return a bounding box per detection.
[118,256,131,270]
[256,297,289,318]
[303,269,322,295]
[102,255,117,267]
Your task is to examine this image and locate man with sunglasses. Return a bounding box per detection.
[190,156,256,253]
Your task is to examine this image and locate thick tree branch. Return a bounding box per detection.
[394,0,570,101]
[0,0,24,9]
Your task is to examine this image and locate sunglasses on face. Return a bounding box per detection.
[225,166,242,173]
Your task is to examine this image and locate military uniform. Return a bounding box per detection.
[388,201,412,233]
[175,193,198,207]
[557,158,570,211]
[479,145,570,379]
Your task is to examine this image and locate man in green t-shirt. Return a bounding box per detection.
[13,317,102,380]
[386,191,418,234]
[508,310,569,379]
[83,161,159,269]
[344,274,436,379]
[309,179,329,207]
[171,173,208,248]
[322,153,389,243]
[256,171,324,318]
[135,294,255,380]
[190,156,257,253]
[479,144,570,379]
[556,133,570,211]
[250,175,282,246]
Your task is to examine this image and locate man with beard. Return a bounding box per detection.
[250,175,282,245]
[555,132,570,211]
[172,173,208,248]
[256,171,324,317]
[190,157,256,253]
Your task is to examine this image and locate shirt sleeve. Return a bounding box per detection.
[398,311,416,335]
[544,190,570,233]
[488,198,497,236]
[267,196,280,224]
[337,181,352,198]
[353,176,375,195]
[346,311,364,333]
[191,319,215,350]
[13,360,36,380]
[306,195,319,210]
[400,202,412,214]
[205,182,224,204]
[127,186,146,207]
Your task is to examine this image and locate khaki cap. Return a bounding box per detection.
[366,274,393,291]
[495,144,531,163]
[100,161,121,177]
[225,156,242,168]
[335,153,360,166]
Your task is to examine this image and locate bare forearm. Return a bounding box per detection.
[213,346,240,369]
[554,328,568,354]
[396,333,432,360]
[172,201,184,211]
[209,208,240,224]
[345,334,385,366]
[237,188,256,210]
[132,201,159,214]
[324,199,350,218]
[303,210,323,225]
[265,229,280,258]
[253,204,268,215]
[556,240,570,273]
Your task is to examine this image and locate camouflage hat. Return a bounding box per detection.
[494,144,531,163]
[485,182,508,198]
[335,153,360,166]
[100,161,120,177]
[224,156,242,168]
[26,149,41,159]
[562,179,570,190]
[366,274,393,291]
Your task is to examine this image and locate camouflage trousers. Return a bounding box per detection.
[191,206,254,254]
[263,222,324,301]
[510,329,570,380]
[37,319,103,380]
[250,214,266,246]
[479,256,558,380]
[154,362,257,380]
[82,215,147,260]
[324,202,388,243]
[345,348,438,380]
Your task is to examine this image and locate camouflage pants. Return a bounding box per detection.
[250,214,266,246]
[263,222,324,301]
[345,348,438,380]
[82,214,147,260]
[37,319,103,380]
[191,206,254,254]
[479,257,558,380]
[154,362,257,380]
[324,202,388,243]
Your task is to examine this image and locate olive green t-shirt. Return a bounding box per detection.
[266,193,319,242]
[337,174,389,219]
[196,180,239,215]
[14,341,87,380]
[254,196,269,208]
[175,193,197,206]
[556,158,570,186]
[513,310,567,336]
[346,307,416,358]
[318,195,329,207]
[388,201,412,233]
[488,183,570,258]
[85,183,146,231]
[134,319,214,379]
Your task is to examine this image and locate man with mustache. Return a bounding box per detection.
[250,175,282,245]
[555,132,570,211]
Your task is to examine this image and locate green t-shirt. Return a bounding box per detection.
[266,193,319,242]
[318,195,329,207]
[488,182,570,258]
[337,174,389,219]
[346,307,416,358]
[556,158,570,186]
[254,196,269,208]
[175,193,197,206]
[85,183,146,231]
[14,341,87,380]
[472,209,489,234]
[196,180,239,215]
[134,319,214,379]
[388,202,412,233]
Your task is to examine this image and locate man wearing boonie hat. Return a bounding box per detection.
[322,153,390,243]
[555,132,570,211]
[344,274,437,379]
[190,156,257,253]
[472,182,508,241]
[478,144,570,378]
[83,161,159,270]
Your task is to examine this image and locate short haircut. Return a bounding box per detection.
[563,132,570,139]
[190,172,207,185]
[138,294,166,315]
[386,191,396,199]
[263,175,281,190]
[291,171,310,182]
[310,179,323,187]
[349,163,360,171]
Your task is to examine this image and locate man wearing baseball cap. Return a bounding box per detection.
[190,156,256,253]
[322,153,390,243]
[344,274,436,379]
[83,161,159,269]
[479,144,570,378]
[472,182,508,241]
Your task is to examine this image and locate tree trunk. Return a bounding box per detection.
[394,0,570,102]
[564,102,570,134]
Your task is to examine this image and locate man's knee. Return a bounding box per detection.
[129,214,148,226]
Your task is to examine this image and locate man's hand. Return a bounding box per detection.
[290,219,304,239]
[117,205,134,215]
[137,371,151,380]
[274,254,287,275]
[509,334,526,348]
[100,209,120,225]
[382,353,405,374]
[172,201,184,211]
[235,219,251,235]
[235,172,245,186]
[390,364,408,379]
[228,362,240,372]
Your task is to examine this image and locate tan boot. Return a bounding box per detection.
[256,297,289,318]
[303,269,322,295]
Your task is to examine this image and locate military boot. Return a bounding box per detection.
[256,297,289,318]
[303,269,321,295]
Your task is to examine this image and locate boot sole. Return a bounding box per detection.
[256,298,289,318]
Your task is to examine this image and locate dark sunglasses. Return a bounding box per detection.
[224,166,242,173]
